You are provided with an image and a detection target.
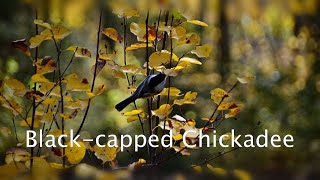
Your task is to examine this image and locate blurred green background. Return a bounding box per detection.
[0,0,319,179]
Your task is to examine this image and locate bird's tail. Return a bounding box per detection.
[115,95,136,111]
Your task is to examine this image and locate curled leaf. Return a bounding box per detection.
[11,39,31,57]
[173,91,197,105]
[102,28,123,43]
[152,104,172,119]
[186,20,208,27]
[191,44,212,58]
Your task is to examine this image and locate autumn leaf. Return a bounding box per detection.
[128,159,146,170]
[64,99,88,110]
[126,43,153,51]
[207,164,227,176]
[98,52,116,61]
[237,76,256,84]
[112,69,126,79]
[152,104,172,119]
[3,79,27,97]
[0,96,23,116]
[94,144,120,164]
[11,39,31,57]
[225,107,241,118]
[233,169,252,180]
[218,102,238,111]
[34,19,52,29]
[210,88,228,104]
[21,116,40,128]
[29,25,71,48]
[191,44,212,58]
[64,73,90,92]
[86,84,106,98]
[102,28,123,43]
[178,33,201,45]
[149,50,179,69]
[31,74,50,83]
[5,148,30,164]
[35,56,56,74]
[186,20,208,27]
[120,64,147,75]
[180,57,202,65]
[65,141,86,164]
[159,87,183,96]
[66,46,91,58]
[122,109,145,122]
[171,26,186,39]
[192,165,202,173]
[174,91,197,105]
[130,23,156,42]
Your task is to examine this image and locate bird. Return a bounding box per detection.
[115,73,167,111]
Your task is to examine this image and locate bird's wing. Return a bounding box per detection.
[133,75,156,98]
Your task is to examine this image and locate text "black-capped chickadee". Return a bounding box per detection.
[115,73,167,111]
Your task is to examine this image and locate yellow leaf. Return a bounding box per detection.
[187,20,208,27]
[34,19,52,29]
[233,169,252,180]
[191,44,212,58]
[122,8,140,18]
[123,109,144,116]
[64,73,90,91]
[128,159,146,170]
[5,148,30,164]
[0,97,23,116]
[64,99,88,110]
[207,164,227,176]
[225,107,241,118]
[66,46,91,58]
[171,26,186,39]
[94,144,119,164]
[45,25,71,40]
[39,111,54,123]
[3,79,27,97]
[192,165,202,173]
[35,56,56,74]
[218,102,238,111]
[21,116,40,128]
[152,104,173,119]
[210,88,228,104]
[39,82,60,97]
[86,84,106,99]
[178,33,200,45]
[31,74,50,83]
[0,127,12,137]
[174,91,197,105]
[120,64,147,75]
[111,4,139,18]
[130,23,156,42]
[65,141,86,164]
[102,28,123,43]
[173,134,183,141]
[42,97,57,106]
[237,76,256,84]
[99,53,116,61]
[159,87,183,97]
[112,69,126,79]
[59,110,78,120]
[48,130,67,137]
[149,50,179,69]
[126,43,153,51]
[180,57,202,65]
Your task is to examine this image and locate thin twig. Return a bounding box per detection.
[75,10,103,136]
[30,9,39,169]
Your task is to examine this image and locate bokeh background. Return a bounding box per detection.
[0,0,319,179]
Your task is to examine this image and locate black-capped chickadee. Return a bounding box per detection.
[115,73,167,111]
